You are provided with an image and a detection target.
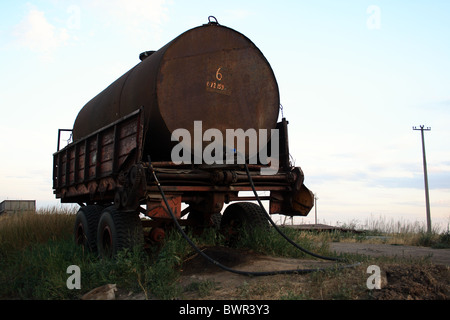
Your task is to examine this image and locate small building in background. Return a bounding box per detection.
[0,200,36,215]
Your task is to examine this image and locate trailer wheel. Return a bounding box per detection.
[187,211,222,235]
[210,213,222,230]
[97,206,144,258]
[74,205,103,252]
[220,202,269,246]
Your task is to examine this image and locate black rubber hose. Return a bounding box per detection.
[243,163,344,262]
[147,156,360,276]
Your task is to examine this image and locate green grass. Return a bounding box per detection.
[184,280,219,298]
[0,208,216,300]
[235,224,331,259]
[1,207,449,299]
[0,230,190,300]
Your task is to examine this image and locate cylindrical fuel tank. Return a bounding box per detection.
[72,22,279,161]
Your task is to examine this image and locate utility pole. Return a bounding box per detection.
[314,193,319,225]
[413,125,431,234]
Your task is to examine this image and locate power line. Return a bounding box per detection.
[413,125,431,234]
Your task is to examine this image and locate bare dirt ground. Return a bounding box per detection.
[174,244,450,300]
[113,243,450,300]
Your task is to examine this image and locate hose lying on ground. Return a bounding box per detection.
[147,155,360,276]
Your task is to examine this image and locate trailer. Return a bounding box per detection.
[53,18,314,258]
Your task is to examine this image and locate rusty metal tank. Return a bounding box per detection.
[72,21,280,161]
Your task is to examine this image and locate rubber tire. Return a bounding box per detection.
[187,211,222,235]
[210,213,222,230]
[74,205,103,252]
[220,202,269,246]
[97,206,144,258]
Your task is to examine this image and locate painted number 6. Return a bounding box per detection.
[216,67,223,81]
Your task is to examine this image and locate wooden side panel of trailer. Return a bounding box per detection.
[53,109,144,202]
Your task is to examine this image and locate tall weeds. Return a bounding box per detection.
[1,206,449,299]
[0,206,77,255]
[0,209,196,300]
[236,225,331,259]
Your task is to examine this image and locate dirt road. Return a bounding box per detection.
[329,242,450,266]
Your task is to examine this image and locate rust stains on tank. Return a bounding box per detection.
[72,23,279,162]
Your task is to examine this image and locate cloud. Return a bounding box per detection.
[13,3,70,58]
[88,0,169,37]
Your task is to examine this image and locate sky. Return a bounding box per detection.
[1,0,449,229]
